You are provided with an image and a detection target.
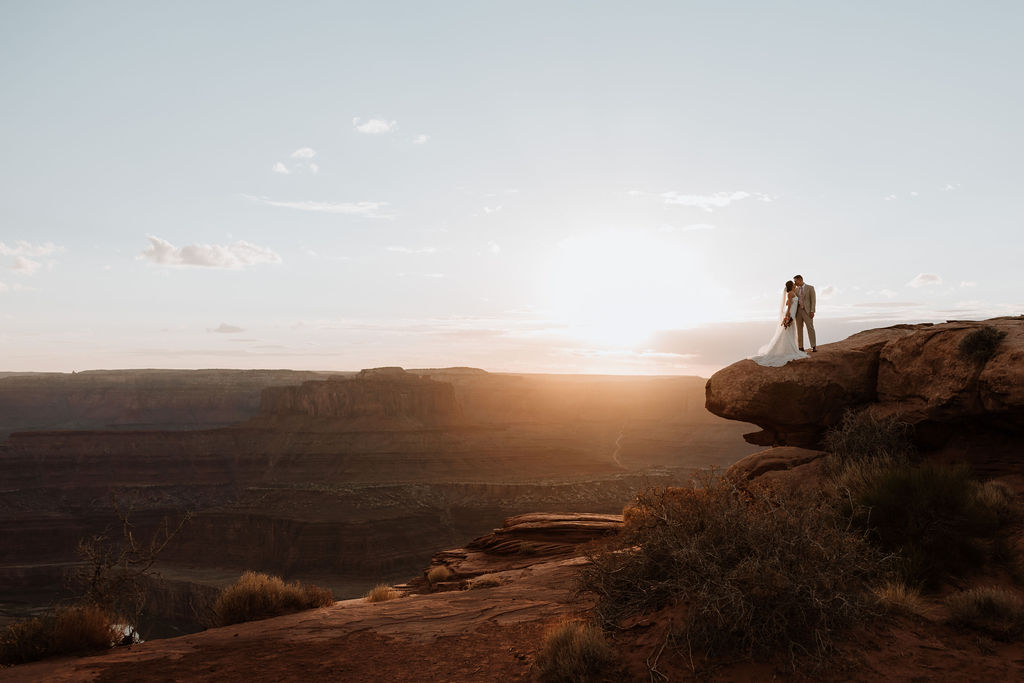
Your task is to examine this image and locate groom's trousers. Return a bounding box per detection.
[796,308,816,349]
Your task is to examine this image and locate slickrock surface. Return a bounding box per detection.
[706,316,1024,452]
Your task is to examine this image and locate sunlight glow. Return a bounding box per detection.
[539,230,715,346]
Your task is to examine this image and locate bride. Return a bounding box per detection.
[750,280,809,367]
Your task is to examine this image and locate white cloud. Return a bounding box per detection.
[272,162,291,174]
[140,236,282,269]
[353,117,397,134]
[290,147,316,159]
[386,246,437,254]
[307,162,319,174]
[943,183,961,191]
[657,190,774,212]
[907,273,942,288]
[413,134,430,145]
[11,256,41,274]
[884,194,897,201]
[488,241,501,254]
[960,280,978,287]
[212,323,244,333]
[0,240,59,257]
[660,223,717,233]
[241,194,393,218]
[424,273,445,278]
[483,205,502,214]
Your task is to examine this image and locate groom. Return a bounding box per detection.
[793,274,817,352]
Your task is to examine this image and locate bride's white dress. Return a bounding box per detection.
[750,295,809,367]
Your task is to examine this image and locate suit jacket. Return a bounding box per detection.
[797,284,816,314]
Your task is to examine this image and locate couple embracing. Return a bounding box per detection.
[751,275,817,367]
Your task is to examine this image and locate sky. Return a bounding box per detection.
[1,1,1022,377]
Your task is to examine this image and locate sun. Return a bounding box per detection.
[538,229,713,347]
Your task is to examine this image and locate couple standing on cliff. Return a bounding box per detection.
[751,275,817,367]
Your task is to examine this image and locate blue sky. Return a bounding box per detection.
[2,1,1022,375]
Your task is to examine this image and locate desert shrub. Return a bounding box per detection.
[213,571,334,626]
[0,604,120,665]
[873,581,931,618]
[517,541,541,555]
[823,409,914,467]
[945,587,1024,640]
[364,584,400,603]
[468,577,503,590]
[534,619,615,683]
[851,462,1011,586]
[427,565,453,585]
[958,326,1007,364]
[578,472,886,661]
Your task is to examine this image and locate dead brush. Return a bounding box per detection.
[213,571,334,625]
[578,470,889,664]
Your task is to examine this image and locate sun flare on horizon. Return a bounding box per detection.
[538,230,718,347]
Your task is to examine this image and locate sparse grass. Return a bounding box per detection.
[0,604,120,666]
[213,571,334,626]
[958,326,1007,364]
[426,565,453,585]
[534,619,615,683]
[579,471,887,662]
[823,409,914,469]
[849,462,1012,586]
[364,584,400,603]
[945,587,1024,640]
[874,581,932,618]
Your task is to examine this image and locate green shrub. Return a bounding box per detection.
[958,326,1007,364]
[535,619,615,682]
[364,584,400,603]
[578,472,886,661]
[852,462,1010,586]
[0,604,120,665]
[946,587,1024,640]
[213,571,334,626]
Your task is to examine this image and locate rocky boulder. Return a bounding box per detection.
[706,316,1024,451]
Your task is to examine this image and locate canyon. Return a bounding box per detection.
[0,366,756,638]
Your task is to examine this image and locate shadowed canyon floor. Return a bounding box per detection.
[0,368,756,636]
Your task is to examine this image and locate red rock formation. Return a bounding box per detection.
[706,316,1024,451]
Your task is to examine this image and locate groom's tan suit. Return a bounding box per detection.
[795,283,816,349]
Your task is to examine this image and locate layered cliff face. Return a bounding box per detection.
[0,369,331,436]
[705,316,1024,455]
[255,368,464,430]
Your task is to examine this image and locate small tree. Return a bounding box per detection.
[71,498,192,637]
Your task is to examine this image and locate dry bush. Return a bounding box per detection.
[534,619,615,682]
[824,409,914,468]
[873,581,932,618]
[578,472,887,662]
[427,565,453,585]
[0,604,120,665]
[945,587,1024,640]
[364,584,400,603]
[468,577,503,590]
[213,571,334,626]
[958,326,1007,364]
[847,462,1013,586]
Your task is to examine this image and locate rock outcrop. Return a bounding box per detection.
[706,316,1024,452]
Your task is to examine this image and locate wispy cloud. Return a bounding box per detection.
[290,147,316,159]
[139,236,282,269]
[631,190,774,212]
[353,117,397,134]
[211,323,244,333]
[272,162,291,174]
[273,148,317,174]
[907,272,942,288]
[659,223,717,233]
[413,134,430,145]
[0,240,60,257]
[960,280,978,288]
[241,194,393,218]
[483,205,502,214]
[11,256,41,274]
[386,246,437,254]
